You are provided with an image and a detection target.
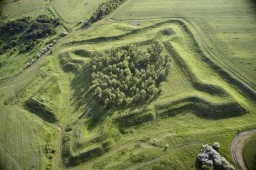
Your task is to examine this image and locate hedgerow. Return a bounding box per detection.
[84,0,126,26]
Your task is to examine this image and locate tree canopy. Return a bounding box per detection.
[90,42,171,107]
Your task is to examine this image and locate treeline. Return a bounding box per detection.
[0,15,60,55]
[90,42,171,107]
[84,0,126,26]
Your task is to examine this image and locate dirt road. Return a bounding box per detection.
[231,129,256,170]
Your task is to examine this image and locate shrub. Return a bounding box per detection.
[24,98,57,123]
[102,139,114,152]
[197,144,235,170]
[84,0,126,26]
[0,15,59,54]
[213,142,220,150]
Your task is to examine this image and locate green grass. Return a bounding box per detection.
[0,0,256,169]
[110,0,256,88]
[244,133,256,170]
[0,0,47,20]
[53,19,255,169]
[53,0,107,26]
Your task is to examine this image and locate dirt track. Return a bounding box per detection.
[231,129,256,170]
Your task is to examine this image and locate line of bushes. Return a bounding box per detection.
[156,97,246,119]
[66,146,104,167]
[84,0,126,27]
[24,98,57,123]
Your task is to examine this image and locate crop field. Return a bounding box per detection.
[0,0,255,170]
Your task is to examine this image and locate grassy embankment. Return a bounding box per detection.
[0,0,256,169]
[243,133,256,170]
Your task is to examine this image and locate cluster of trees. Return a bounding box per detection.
[85,0,126,26]
[0,15,59,54]
[197,144,235,170]
[0,17,30,40]
[90,42,171,107]
[25,15,59,40]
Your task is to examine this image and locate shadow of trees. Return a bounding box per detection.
[70,64,112,130]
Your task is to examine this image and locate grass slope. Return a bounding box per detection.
[243,133,256,170]
[0,0,255,169]
[54,19,255,169]
[53,0,107,25]
[110,0,256,88]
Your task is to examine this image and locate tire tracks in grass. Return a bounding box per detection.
[0,111,22,170]
[0,142,22,170]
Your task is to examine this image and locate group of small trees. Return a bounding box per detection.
[0,15,59,54]
[197,144,235,170]
[84,0,126,26]
[90,42,171,107]
[24,15,59,40]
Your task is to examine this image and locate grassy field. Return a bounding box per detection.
[53,19,255,169]
[243,133,256,170]
[53,0,107,26]
[0,0,47,20]
[111,0,256,88]
[0,0,255,169]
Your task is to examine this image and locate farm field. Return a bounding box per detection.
[0,0,255,170]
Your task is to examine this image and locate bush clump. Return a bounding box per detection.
[24,98,57,123]
[90,42,171,107]
[197,144,235,170]
[0,15,59,54]
[84,0,126,26]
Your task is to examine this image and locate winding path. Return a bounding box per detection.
[231,129,256,170]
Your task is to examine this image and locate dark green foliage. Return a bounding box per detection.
[24,22,55,40]
[36,15,60,26]
[24,15,59,40]
[84,0,126,26]
[162,28,174,35]
[68,147,104,166]
[90,42,170,107]
[24,98,57,123]
[0,17,30,40]
[0,15,59,54]
[79,147,104,161]
[156,97,246,119]
[73,49,91,57]
[102,139,114,152]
